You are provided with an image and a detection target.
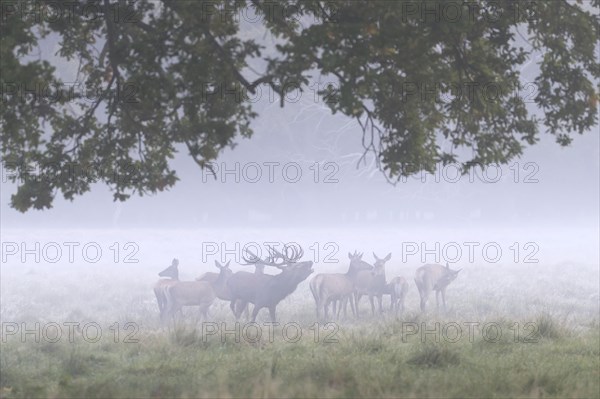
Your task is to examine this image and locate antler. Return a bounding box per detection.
[272,244,304,265]
[241,248,264,266]
[242,245,304,270]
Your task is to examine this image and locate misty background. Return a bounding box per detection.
[1,12,599,268]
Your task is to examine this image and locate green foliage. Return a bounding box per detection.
[535,312,571,340]
[407,343,461,368]
[2,0,599,211]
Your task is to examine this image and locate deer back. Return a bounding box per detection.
[318,273,355,301]
[167,280,216,307]
[415,264,459,292]
[196,272,218,282]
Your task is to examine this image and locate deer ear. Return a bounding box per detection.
[385,253,392,261]
[455,268,462,274]
[225,261,231,268]
[373,252,379,261]
[172,259,179,266]
[446,262,450,269]
[214,260,222,269]
[348,252,353,259]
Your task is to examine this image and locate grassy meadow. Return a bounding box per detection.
[1,228,599,398]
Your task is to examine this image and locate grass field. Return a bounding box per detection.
[1,229,599,398]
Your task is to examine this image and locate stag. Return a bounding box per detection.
[310,251,373,320]
[154,259,179,320]
[227,245,313,322]
[414,262,461,312]
[353,252,391,316]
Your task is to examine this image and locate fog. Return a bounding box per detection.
[2,68,598,328]
[1,6,599,397]
[1,14,599,320]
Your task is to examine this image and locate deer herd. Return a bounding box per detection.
[153,246,462,323]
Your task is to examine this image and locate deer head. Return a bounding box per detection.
[372,252,391,275]
[347,250,373,275]
[433,264,462,290]
[158,258,179,279]
[214,260,231,271]
[214,260,233,277]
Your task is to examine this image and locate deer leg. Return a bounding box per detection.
[234,301,243,319]
[250,304,262,322]
[354,292,361,318]
[315,299,321,320]
[199,303,209,322]
[158,301,167,323]
[377,295,383,314]
[168,303,179,325]
[236,300,248,320]
[441,288,447,311]
[230,299,238,319]
[268,306,277,323]
[349,294,356,318]
[339,298,348,319]
[435,290,441,309]
[420,292,427,312]
[369,295,375,316]
[332,299,338,319]
[344,296,356,319]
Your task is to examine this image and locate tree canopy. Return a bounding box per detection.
[1,0,599,211]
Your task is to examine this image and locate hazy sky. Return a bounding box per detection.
[1,15,599,230]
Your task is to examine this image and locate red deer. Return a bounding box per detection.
[414,263,461,312]
[387,276,409,315]
[160,261,222,321]
[354,253,391,316]
[310,251,373,320]
[196,261,250,317]
[227,246,313,322]
[154,259,179,320]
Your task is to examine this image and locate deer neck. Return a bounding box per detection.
[214,270,228,289]
[345,262,365,278]
[275,271,303,291]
